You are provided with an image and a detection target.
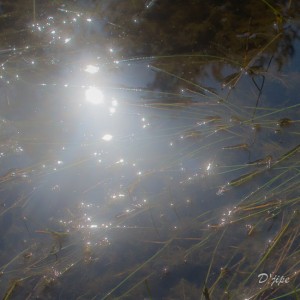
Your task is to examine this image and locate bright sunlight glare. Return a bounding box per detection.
[102,134,113,141]
[84,65,99,74]
[85,86,104,105]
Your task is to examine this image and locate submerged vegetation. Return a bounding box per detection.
[0,0,300,299]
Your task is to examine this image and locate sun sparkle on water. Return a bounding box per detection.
[102,134,113,141]
[84,65,99,74]
[85,86,104,105]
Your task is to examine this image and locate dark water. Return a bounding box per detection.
[0,1,300,299]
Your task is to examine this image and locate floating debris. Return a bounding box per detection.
[222,72,240,87]
[247,155,272,167]
[222,143,249,150]
[252,123,261,131]
[180,130,202,140]
[277,118,292,128]
[247,65,265,75]
[23,252,33,259]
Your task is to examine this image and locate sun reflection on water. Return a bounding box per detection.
[85,86,104,105]
[84,65,99,74]
[102,134,113,141]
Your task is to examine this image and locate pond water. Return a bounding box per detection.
[0,1,300,299]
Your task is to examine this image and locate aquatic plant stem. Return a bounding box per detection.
[98,239,172,300]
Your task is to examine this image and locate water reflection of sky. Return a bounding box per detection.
[1,1,300,299]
